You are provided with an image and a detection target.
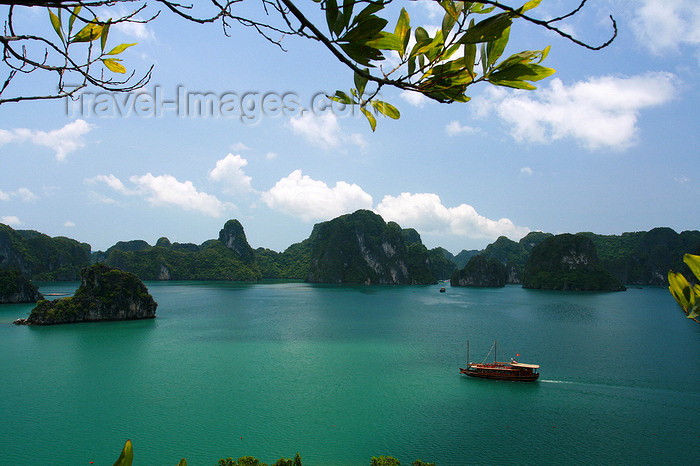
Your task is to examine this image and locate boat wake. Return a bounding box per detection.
[539,379,573,384]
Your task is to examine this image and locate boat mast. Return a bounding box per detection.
[467,340,470,365]
[494,340,497,363]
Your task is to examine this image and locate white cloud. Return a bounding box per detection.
[265,152,278,160]
[130,173,230,217]
[400,90,431,108]
[0,119,93,161]
[633,0,700,57]
[1,215,22,227]
[87,174,134,195]
[15,187,37,202]
[520,167,534,176]
[231,142,250,151]
[0,187,38,202]
[446,120,478,136]
[89,173,230,217]
[288,111,366,150]
[208,153,253,194]
[64,221,76,227]
[474,72,678,150]
[376,192,530,241]
[261,170,373,222]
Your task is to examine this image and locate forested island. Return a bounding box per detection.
[25,264,156,325]
[1,212,699,292]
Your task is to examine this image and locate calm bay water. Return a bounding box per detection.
[1,282,699,465]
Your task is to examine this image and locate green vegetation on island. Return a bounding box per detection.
[451,255,507,287]
[305,210,437,285]
[0,269,43,303]
[522,234,626,291]
[3,218,698,288]
[0,223,91,280]
[28,264,156,325]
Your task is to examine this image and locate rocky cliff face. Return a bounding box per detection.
[0,269,43,303]
[522,234,625,291]
[27,264,157,325]
[219,219,256,264]
[306,210,436,285]
[451,255,507,287]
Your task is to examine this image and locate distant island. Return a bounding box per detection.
[1,212,698,290]
[521,234,626,291]
[24,264,156,325]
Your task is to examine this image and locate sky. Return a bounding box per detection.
[1,0,699,255]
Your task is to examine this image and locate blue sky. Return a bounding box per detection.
[1,0,699,254]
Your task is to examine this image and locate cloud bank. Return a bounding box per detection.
[474,72,678,150]
[0,119,93,160]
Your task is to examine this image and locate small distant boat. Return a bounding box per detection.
[460,340,540,382]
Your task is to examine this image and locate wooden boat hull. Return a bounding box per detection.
[460,365,540,382]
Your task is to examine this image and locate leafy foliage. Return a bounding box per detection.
[371,456,401,466]
[522,234,625,291]
[0,268,42,303]
[580,228,700,285]
[2,4,149,104]
[305,210,436,285]
[451,254,507,287]
[101,237,261,281]
[28,264,157,324]
[0,223,91,280]
[668,254,700,323]
[325,0,564,129]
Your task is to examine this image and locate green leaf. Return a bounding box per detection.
[339,0,355,34]
[488,79,536,90]
[407,56,416,75]
[339,42,383,66]
[684,254,700,281]
[325,0,340,36]
[106,42,137,56]
[519,0,543,14]
[365,31,403,51]
[331,90,355,105]
[49,10,63,42]
[459,12,512,44]
[415,27,429,44]
[354,69,368,97]
[486,25,510,68]
[668,271,691,310]
[488,63,555,83]
[342,16,388,43]
[351,0,385,28]
[176,459,187,466]
[72,21,103,43]
[68,6,81,34]
[102,58,126,74]
[113,440,133,466]
[100,20,111,52]
[394,8,410,56]
[371,100,400,119]
[360,107,377,131]
[463,41,476,77]
[441,10,456,41]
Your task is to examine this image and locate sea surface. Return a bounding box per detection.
[1,282,699,465]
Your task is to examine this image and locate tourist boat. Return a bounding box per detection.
[460,340,540,382]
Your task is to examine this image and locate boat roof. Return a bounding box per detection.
[510,362,540,369]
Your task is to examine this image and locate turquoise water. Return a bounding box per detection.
[1,282,699,465]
